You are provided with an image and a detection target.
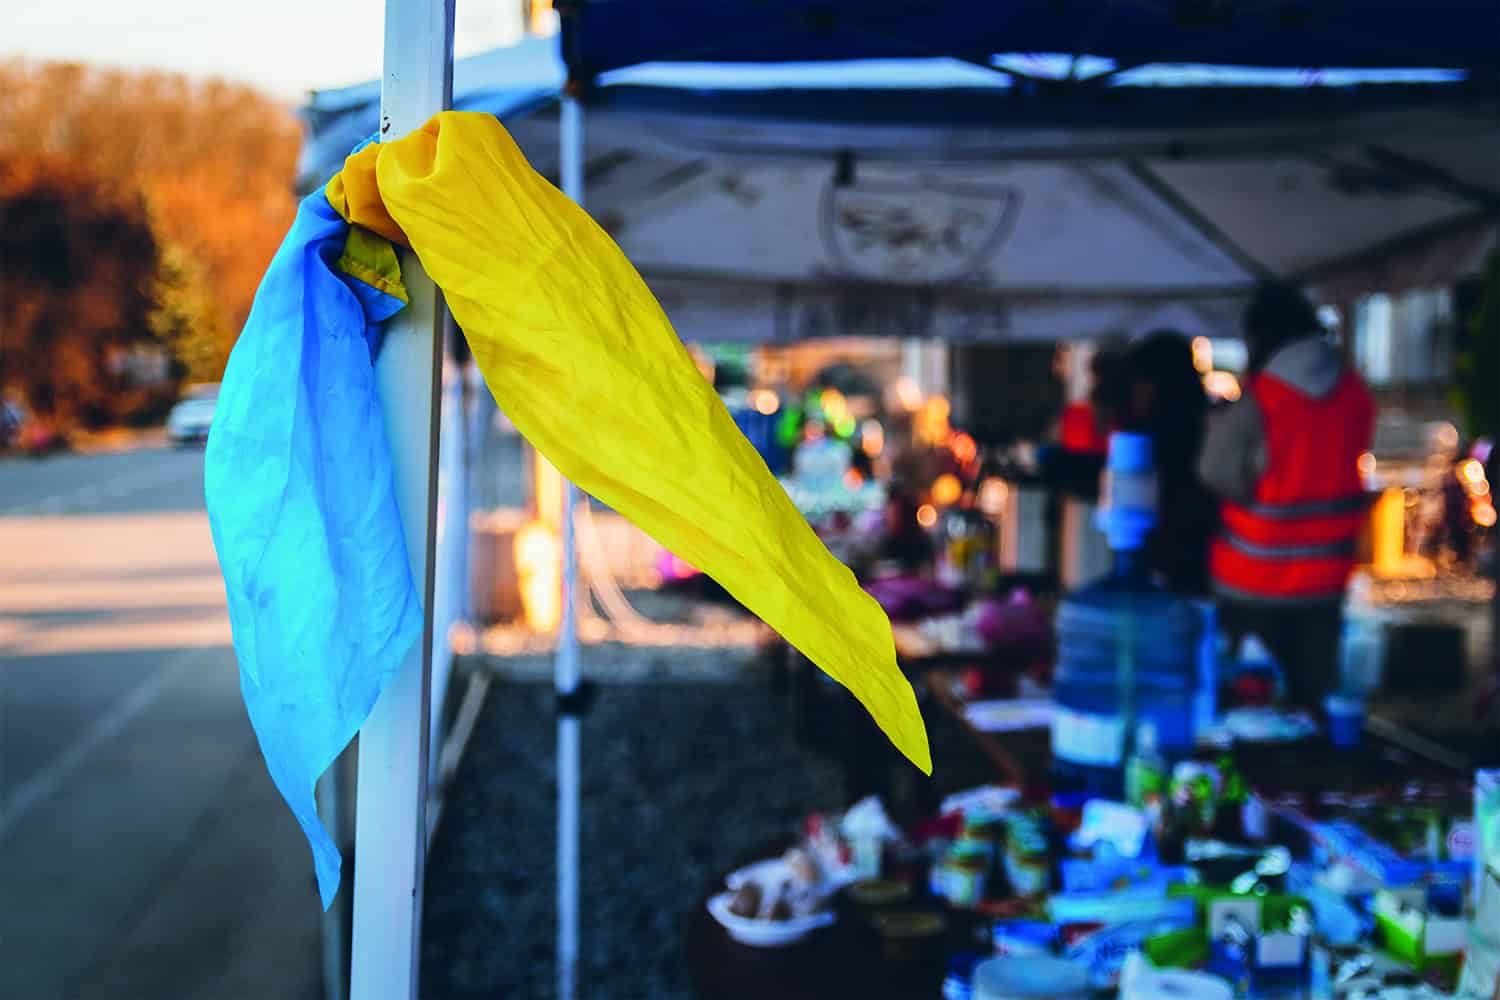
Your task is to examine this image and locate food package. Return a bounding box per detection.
[1062,910,1199,990]
[1457,866,1500,998]
[841,796,902,842]
[1070,799,1151,860]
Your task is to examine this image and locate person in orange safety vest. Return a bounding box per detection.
[1199,281,1376,711]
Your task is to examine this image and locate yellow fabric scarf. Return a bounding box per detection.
[328,111,931,775]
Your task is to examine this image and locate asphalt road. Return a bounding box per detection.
[0,445,323,1000]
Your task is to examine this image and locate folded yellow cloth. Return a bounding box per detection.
[328,111,930,775]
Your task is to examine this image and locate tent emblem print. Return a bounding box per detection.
[819,173,1022,282]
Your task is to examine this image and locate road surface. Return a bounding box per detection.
[0,446,322,999]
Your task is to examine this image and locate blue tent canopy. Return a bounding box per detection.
[560,0,1500,78]
[591,71,1478,133]
[299,33,1488,183]
[298,15,1497,341]
[298,37,564,188]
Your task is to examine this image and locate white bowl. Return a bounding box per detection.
[706,893,835,948]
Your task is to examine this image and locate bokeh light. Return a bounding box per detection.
[750,388,780,415]
[892,376,922,412]
[931,474,962,506]
[1191,337,1213,374]
[950,431,978,466]
[977,477,1010,516]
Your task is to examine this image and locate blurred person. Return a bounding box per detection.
[1126,330,1217,595]
[1088,340,1135,438]
[1,396,23,448]
[1040,341,1131,499]
[1056,344,1122,456]
[877,487,936,573]
[1199,281,1376,710]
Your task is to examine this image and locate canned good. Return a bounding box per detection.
[1004,813,1051,897]
[941,852,989,909]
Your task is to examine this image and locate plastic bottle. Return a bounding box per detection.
[1125,722,1168,819]
[1234,635,1282,705]
[1339,613,1384,696]
[1192,600,1219,734]
[1052,433,1202,800]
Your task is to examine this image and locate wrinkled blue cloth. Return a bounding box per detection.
[205,192,420,908]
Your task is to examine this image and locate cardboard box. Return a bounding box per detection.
[1373,887,1465,979]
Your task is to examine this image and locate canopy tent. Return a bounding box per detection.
[304,47,1499,343]
[560,0,1500,77]
[316,10,1500,1000]
[299,37,564,191]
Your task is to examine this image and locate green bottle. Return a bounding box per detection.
[1126,722,1167,823]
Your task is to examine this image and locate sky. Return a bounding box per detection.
[7,0,529,101]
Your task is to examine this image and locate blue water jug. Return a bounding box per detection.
[1051,433,1202,801]
[730,407,788,474]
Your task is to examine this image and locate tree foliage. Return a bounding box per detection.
[0,60,300,427]
[1454,251,1500,444]
[0,156,162,426]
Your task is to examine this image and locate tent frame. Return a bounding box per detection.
[348,1,453,999]
[344,3,1498,999]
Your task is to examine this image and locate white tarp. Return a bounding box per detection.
[500,95,1497,343]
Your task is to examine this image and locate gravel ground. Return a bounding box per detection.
[420,647,843,1000]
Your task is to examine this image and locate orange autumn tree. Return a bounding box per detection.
[0,154,162,427]
[0,60,301,394]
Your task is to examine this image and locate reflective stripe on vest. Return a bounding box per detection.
[1210,366,1375,601]
[1218,529,1358,561]
[1232,494,1372,520]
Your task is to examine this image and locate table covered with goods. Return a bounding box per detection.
[689,723,1500,1000]
[691,432,1499,999]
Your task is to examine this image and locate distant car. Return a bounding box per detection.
[166,384,219,446]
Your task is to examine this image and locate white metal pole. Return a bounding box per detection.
[556,92,584,1000]
[350,2,454,999]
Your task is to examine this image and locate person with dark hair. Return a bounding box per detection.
[1241,279,1324,372]
[1198,281,1377,711]
[1126,330,1217,594]
[1040,340,1130,500]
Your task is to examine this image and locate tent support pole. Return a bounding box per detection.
[1360,145,1500,213]
[1125,157,1278,280]
[556,90,585,1000]
[350,2,454,999]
